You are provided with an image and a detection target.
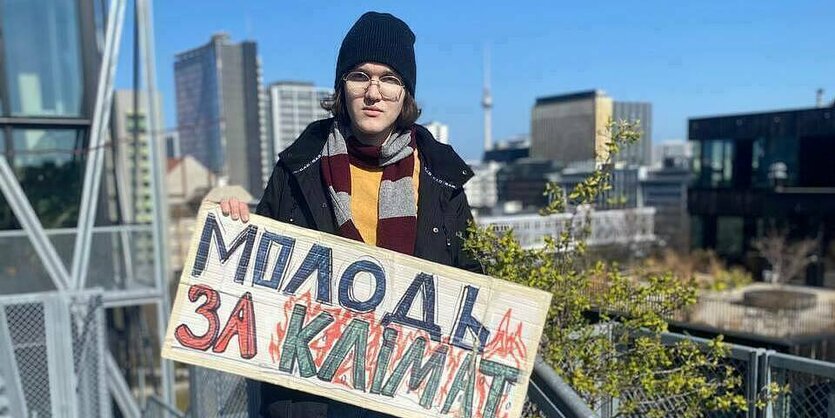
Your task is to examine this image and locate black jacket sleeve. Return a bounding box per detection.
[255,163,286,218]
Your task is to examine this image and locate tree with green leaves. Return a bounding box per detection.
[465,120,783,417]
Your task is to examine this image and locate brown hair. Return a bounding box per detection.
[321,86,421,131]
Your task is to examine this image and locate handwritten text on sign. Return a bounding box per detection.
[162,203,551,418]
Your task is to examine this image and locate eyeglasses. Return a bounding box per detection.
[342,71,404,101]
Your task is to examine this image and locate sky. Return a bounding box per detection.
[116,0,835,161]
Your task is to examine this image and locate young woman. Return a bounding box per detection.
[222,11,481,417]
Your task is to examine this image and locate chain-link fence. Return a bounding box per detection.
[143,395,186,418]
[0,291,108,418]
[188,366,249,418]
[768,352,835,418]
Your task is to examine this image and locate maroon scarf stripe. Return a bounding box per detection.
[322,153,352,193]
[376,217,417,254]
[337,221,364,242]
[346,136,382,169]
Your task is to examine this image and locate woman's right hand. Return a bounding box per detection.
[219,198,250,223]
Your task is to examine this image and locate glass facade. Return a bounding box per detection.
[752,136,799,188]
[175,44,223,174]
[3,129,87,229]
[694,136,801,189]
[690,140,701,182]
[0,0,90,230]
[694,139,734,188]
[688,110,835,285]
[1,0,84,117]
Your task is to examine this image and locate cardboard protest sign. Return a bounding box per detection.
[162,202,551,418]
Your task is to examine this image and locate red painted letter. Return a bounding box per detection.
[174,284,220,351]
[213,292,258,359]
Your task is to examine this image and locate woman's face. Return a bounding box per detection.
[344,62,405,144]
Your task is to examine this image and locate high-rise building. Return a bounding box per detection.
[174,33,265,195]
[111,90,163,224]
[688,106,835,286]
[613,101,652,165]
[263,81,332,181]
[424,121,449,144]
[531,90,613,165]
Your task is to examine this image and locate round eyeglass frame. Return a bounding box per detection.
[342,71,404,101]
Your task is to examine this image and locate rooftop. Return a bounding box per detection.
[535,89,608,106]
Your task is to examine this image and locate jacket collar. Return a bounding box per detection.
[279,118,474,188]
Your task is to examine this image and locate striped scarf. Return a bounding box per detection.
[320,123,418,255]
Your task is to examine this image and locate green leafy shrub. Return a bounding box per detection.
[465,120,782,417]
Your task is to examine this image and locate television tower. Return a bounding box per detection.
[482,45,493,153]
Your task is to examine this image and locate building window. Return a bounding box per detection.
[690,216,703,249]
[1,0,84,117]
[125,114,148,134]
[716,216,744,257]
[695,139,735,188]
[752,136,798,188]
[4,129,87,230]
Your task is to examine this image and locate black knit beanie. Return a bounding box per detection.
[335,12,417,97]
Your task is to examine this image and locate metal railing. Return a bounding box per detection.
[0,225,158,297]
[766,352,835,418]
[182,361,598,418]
[529,357,599,418]
[143,332,835,418]
[598,332,835,418]
[0,291,109,418]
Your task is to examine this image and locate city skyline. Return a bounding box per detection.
[115,1,835,161]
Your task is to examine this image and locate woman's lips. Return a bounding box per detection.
[362,107,382,117]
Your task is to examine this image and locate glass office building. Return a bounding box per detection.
[1,0,176,415]
[688,106,835,286]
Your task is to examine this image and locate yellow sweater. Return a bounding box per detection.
[349,151,420,245]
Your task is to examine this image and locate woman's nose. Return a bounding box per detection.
[364,81,383,101]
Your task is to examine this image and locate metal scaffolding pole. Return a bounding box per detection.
[136,0,175,405]
[70,0,127,291]
[0,157,69,291]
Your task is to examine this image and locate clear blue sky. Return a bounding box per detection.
[117,0,835,161]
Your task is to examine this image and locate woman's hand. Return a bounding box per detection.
[219,198,251,223]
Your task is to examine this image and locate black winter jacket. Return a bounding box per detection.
[251,118,482,415]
